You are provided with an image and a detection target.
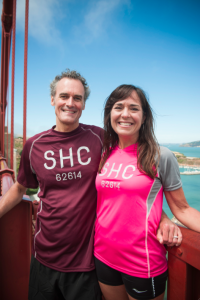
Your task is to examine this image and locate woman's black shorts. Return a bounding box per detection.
[94,257,168,300]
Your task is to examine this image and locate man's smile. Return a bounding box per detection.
[61,108,76,114]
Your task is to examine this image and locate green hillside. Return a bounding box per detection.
[180,140,200,147]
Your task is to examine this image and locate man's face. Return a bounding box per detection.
[51,78,85,132]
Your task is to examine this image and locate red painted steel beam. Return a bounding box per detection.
[1,173,14,195]
[0,33,3,154]
[0,152,14,195]
[23,0,29,147]
[2,0,14,14]
[167,255,191,300]
[0,154,32,300]
[167,227,200,300]
[32,200,39,221]
[167,227,200,270]
[0,197,32,300]
[0,156,7,169]
[10,0,16,169]
[0,0,13,155]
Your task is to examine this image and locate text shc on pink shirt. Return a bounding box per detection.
[94,143,168,278]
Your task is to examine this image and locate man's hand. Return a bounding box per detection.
[0,181,26,218]
[32,216,36,236]
[157,211,182,247]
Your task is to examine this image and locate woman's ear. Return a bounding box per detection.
[142,114,146,124]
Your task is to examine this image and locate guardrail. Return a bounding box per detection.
[0,153,32,300]
[1,153,200,300]
[167,227,200,300]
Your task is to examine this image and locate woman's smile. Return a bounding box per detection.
[118,122,133,126]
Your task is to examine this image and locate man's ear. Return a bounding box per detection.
[82,101,85,110]
[51,96,55,107]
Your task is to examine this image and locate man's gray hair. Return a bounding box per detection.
[50,69,90,101]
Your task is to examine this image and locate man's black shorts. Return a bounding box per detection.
[29,256,102,300]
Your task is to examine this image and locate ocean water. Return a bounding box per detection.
[162,144,200,158]
[163,174,200,219]
[179,166,200,175]
[161,144,200,219]
[159,144,200,299]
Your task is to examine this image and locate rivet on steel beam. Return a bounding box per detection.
[177,248,183,256]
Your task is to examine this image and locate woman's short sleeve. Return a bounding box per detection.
[157,146,182,191]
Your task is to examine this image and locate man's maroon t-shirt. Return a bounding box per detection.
[17,124,103,272]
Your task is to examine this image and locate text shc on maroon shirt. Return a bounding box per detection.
[17,124,103,272]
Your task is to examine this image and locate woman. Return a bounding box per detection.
[94,85,200,300]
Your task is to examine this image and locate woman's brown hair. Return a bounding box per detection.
[98,84,160,179]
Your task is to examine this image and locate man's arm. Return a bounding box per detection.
[0,182,26,218]
[157,210,182,247]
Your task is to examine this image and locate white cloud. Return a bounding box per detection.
[16,0,63,45]
[75,0,131,44]
[1,0,131,45]
[85,0,121,38]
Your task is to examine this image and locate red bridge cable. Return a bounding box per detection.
[7,35,11,164]
[23,0,29,147]
[10,0,16,169]
[0,32,4,155]
[2,30,6,157]
[7,85,8,162]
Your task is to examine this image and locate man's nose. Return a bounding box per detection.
[66,97,74,107]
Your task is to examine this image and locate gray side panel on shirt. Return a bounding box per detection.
[147,178,162,217]
[157,146,182,191]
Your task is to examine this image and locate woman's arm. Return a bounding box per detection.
[165,187,200,233]
[157,210,182,246]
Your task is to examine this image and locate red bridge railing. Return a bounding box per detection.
[0,154,33,300]
[167,227,200,300]
[0,1,200,300]
[1,152,200,300]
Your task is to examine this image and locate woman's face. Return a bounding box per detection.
[110,90,145,145]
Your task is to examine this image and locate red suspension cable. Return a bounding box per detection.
[0,32,4,155]
[2,30,6,157]
[23,0,29,147]
[0,6,12,159]
[10,0,16,169]
[7,87,9,161]
[6,35,11,164]
[3,32,11,161]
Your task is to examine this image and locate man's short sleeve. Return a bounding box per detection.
[17,140,38,188]
[157,146,182,191]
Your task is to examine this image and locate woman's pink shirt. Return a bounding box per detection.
[94,144,171,278]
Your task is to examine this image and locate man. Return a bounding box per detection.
[0,69,182,300]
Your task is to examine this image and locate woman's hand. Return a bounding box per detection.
[157,210,182,246]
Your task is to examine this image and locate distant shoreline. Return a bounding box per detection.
[179,145,200,148]
[172,151,200,168]
[179,163,200,168]
[179,140,200,147]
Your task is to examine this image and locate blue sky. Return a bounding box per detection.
[1,0,200,143]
